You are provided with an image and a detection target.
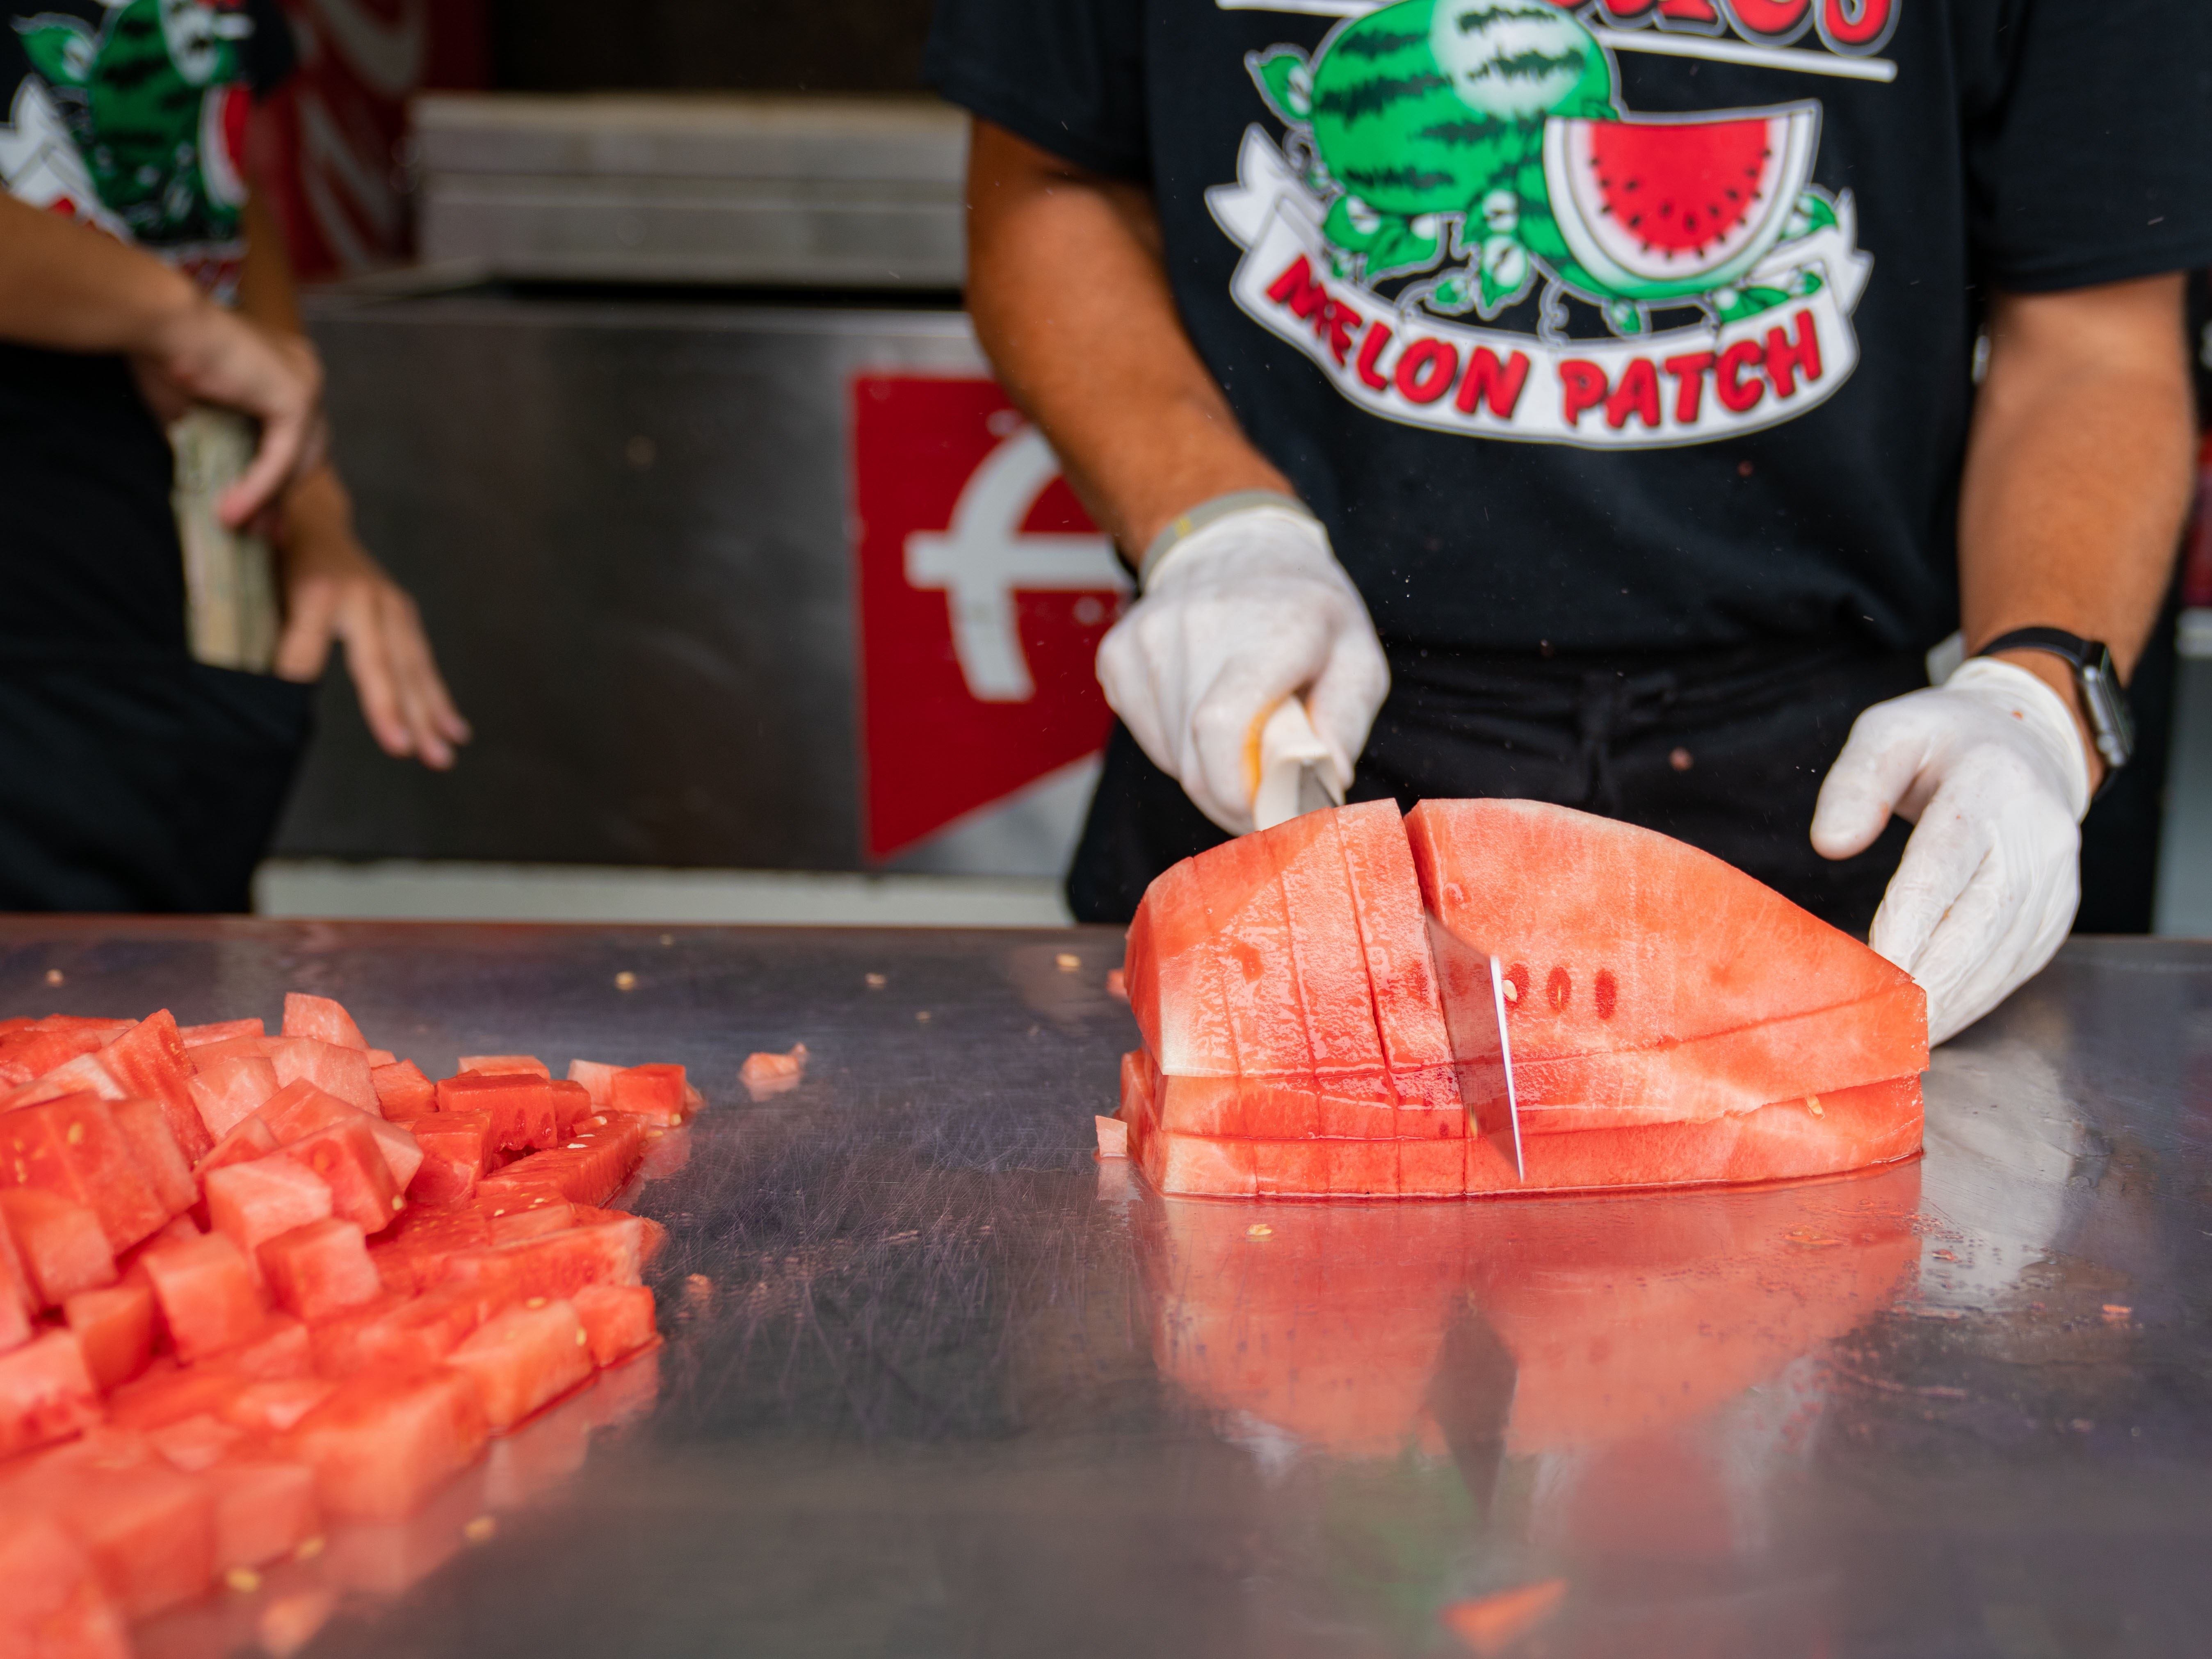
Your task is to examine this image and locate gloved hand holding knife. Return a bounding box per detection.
[1096,494,1390,835]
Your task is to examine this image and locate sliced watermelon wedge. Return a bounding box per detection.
[1541,102,1820,299]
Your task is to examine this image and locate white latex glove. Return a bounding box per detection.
[1097,504,1389,835]
[1810,657,2093,1046]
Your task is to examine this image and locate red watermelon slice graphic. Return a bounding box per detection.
[1543,103,1821,299]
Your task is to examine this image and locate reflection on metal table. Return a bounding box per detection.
[4,920,2208,1659]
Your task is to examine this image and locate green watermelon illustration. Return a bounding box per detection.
[1538,104,1822,302]
[1250,0,1618,282]
[1246,4,1837,335]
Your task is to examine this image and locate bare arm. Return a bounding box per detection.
[0,193,323,524]
[966,119,1288,557]
[233,195,470,769]
[1959,273,2196,782]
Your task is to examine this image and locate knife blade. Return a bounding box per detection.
[1487,954,1525,1183]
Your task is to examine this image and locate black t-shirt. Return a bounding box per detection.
[0,0,294,649]
[927,0,2212,657]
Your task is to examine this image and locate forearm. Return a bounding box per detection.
[966,120,1288,556]
[0,194,207,355]
[1958,276,2194,748]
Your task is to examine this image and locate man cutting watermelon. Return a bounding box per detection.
[926,0,2212,1045]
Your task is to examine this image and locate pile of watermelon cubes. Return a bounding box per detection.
[0,993,695,1657]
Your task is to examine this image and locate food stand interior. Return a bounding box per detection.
[10,7,2212,1654]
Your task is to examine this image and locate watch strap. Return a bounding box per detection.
[1972,625,2134,787]
[1975,626,2098,668]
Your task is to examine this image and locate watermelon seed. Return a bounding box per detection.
[226,1568,262,1594]
[1806,1095,1823,1117]
[577,1329,589,1346]
[1246,1224,1273,1239]
[66,1121,83,1145]
[294,1536,324,1561]
[43,969,62,985]
[463,1516,497,1544]
[614,972,637,991]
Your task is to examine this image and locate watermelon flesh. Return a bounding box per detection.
[1119,799,1924,1198]
[0,997,683,1646]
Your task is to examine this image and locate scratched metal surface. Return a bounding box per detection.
[3,921,2209,1659]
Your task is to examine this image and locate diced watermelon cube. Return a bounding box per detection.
[458,1054,550,1077]
[0,1512,130,1659]
[105,1360,236,1431]
[205,1457,321,1570]
[187,1054,280,1139]
[179,1017,264,1048]
[365,1047,397,1067]
[221,1376,335,1436]
[370,1059,437,1120]
[265,1036,378,1115]
[98,1011,212,1164]
[283,1364,490,1520]
[608,1064,685,1125]
[444,1216,645,1303]
[260,1218,380,1322]
[284,1120,402,1234]
[112,1096,196,1219]
[138,1234,267,1363]
[566,1058,619,1106]
[186,1033,267,1068]
[0,1330,100,1456]
[0,1187,117,1305]
[445,1299,592,1431]
[0,1097,167,1252]
[436,1071,557,1152]
[572,1283,657,1367]
[9,1435,217,1618]
[204,1154,333,1265]
[255,1078,422,1192]
[282,993,368,1051]
[549,1079,593,1135]
[64,1282,155,1392]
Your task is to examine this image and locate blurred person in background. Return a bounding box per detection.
[0,0,467,913]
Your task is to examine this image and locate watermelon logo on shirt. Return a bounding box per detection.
[1210,0,1874,449]
[11,0,260,291]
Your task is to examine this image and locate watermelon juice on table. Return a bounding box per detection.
[1113,799,1927,1198]
[0,991,694,1655]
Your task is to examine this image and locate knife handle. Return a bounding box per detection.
[1251,698,1341,831]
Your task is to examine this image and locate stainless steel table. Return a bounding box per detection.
[6,922,2207,1659]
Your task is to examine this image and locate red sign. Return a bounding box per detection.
[851,376,1129,863]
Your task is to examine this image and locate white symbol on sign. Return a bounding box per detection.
[905,426,1128,703]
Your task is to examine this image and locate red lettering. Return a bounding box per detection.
[1355,321,1394,390]
[1662,351,1715,423]
[1723,0,1810,40]
[1456,347,1533,420]
[1324,300,1361,366]
[1598,0,1657,17]
[1656,0,1723,27]
[1395,338,1459,405]
[1604,358,1663,430]
[1819,0,1896,52]
[1765,310,1823,397]
[1716,340,1766,413]
[1266,256,1330,322]
[1559,361,1609,427]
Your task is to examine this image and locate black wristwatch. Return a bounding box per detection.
[1973,627,2135,780]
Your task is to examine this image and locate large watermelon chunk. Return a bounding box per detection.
[1541,103,1821,299]
[1406,798,1927,1126]
[283,1364,490,1520]
[0,1096,169,1252]
[1122,803,1460,1136]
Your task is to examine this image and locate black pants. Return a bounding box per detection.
[1068,639,1927,936]
[0,647,314,913]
